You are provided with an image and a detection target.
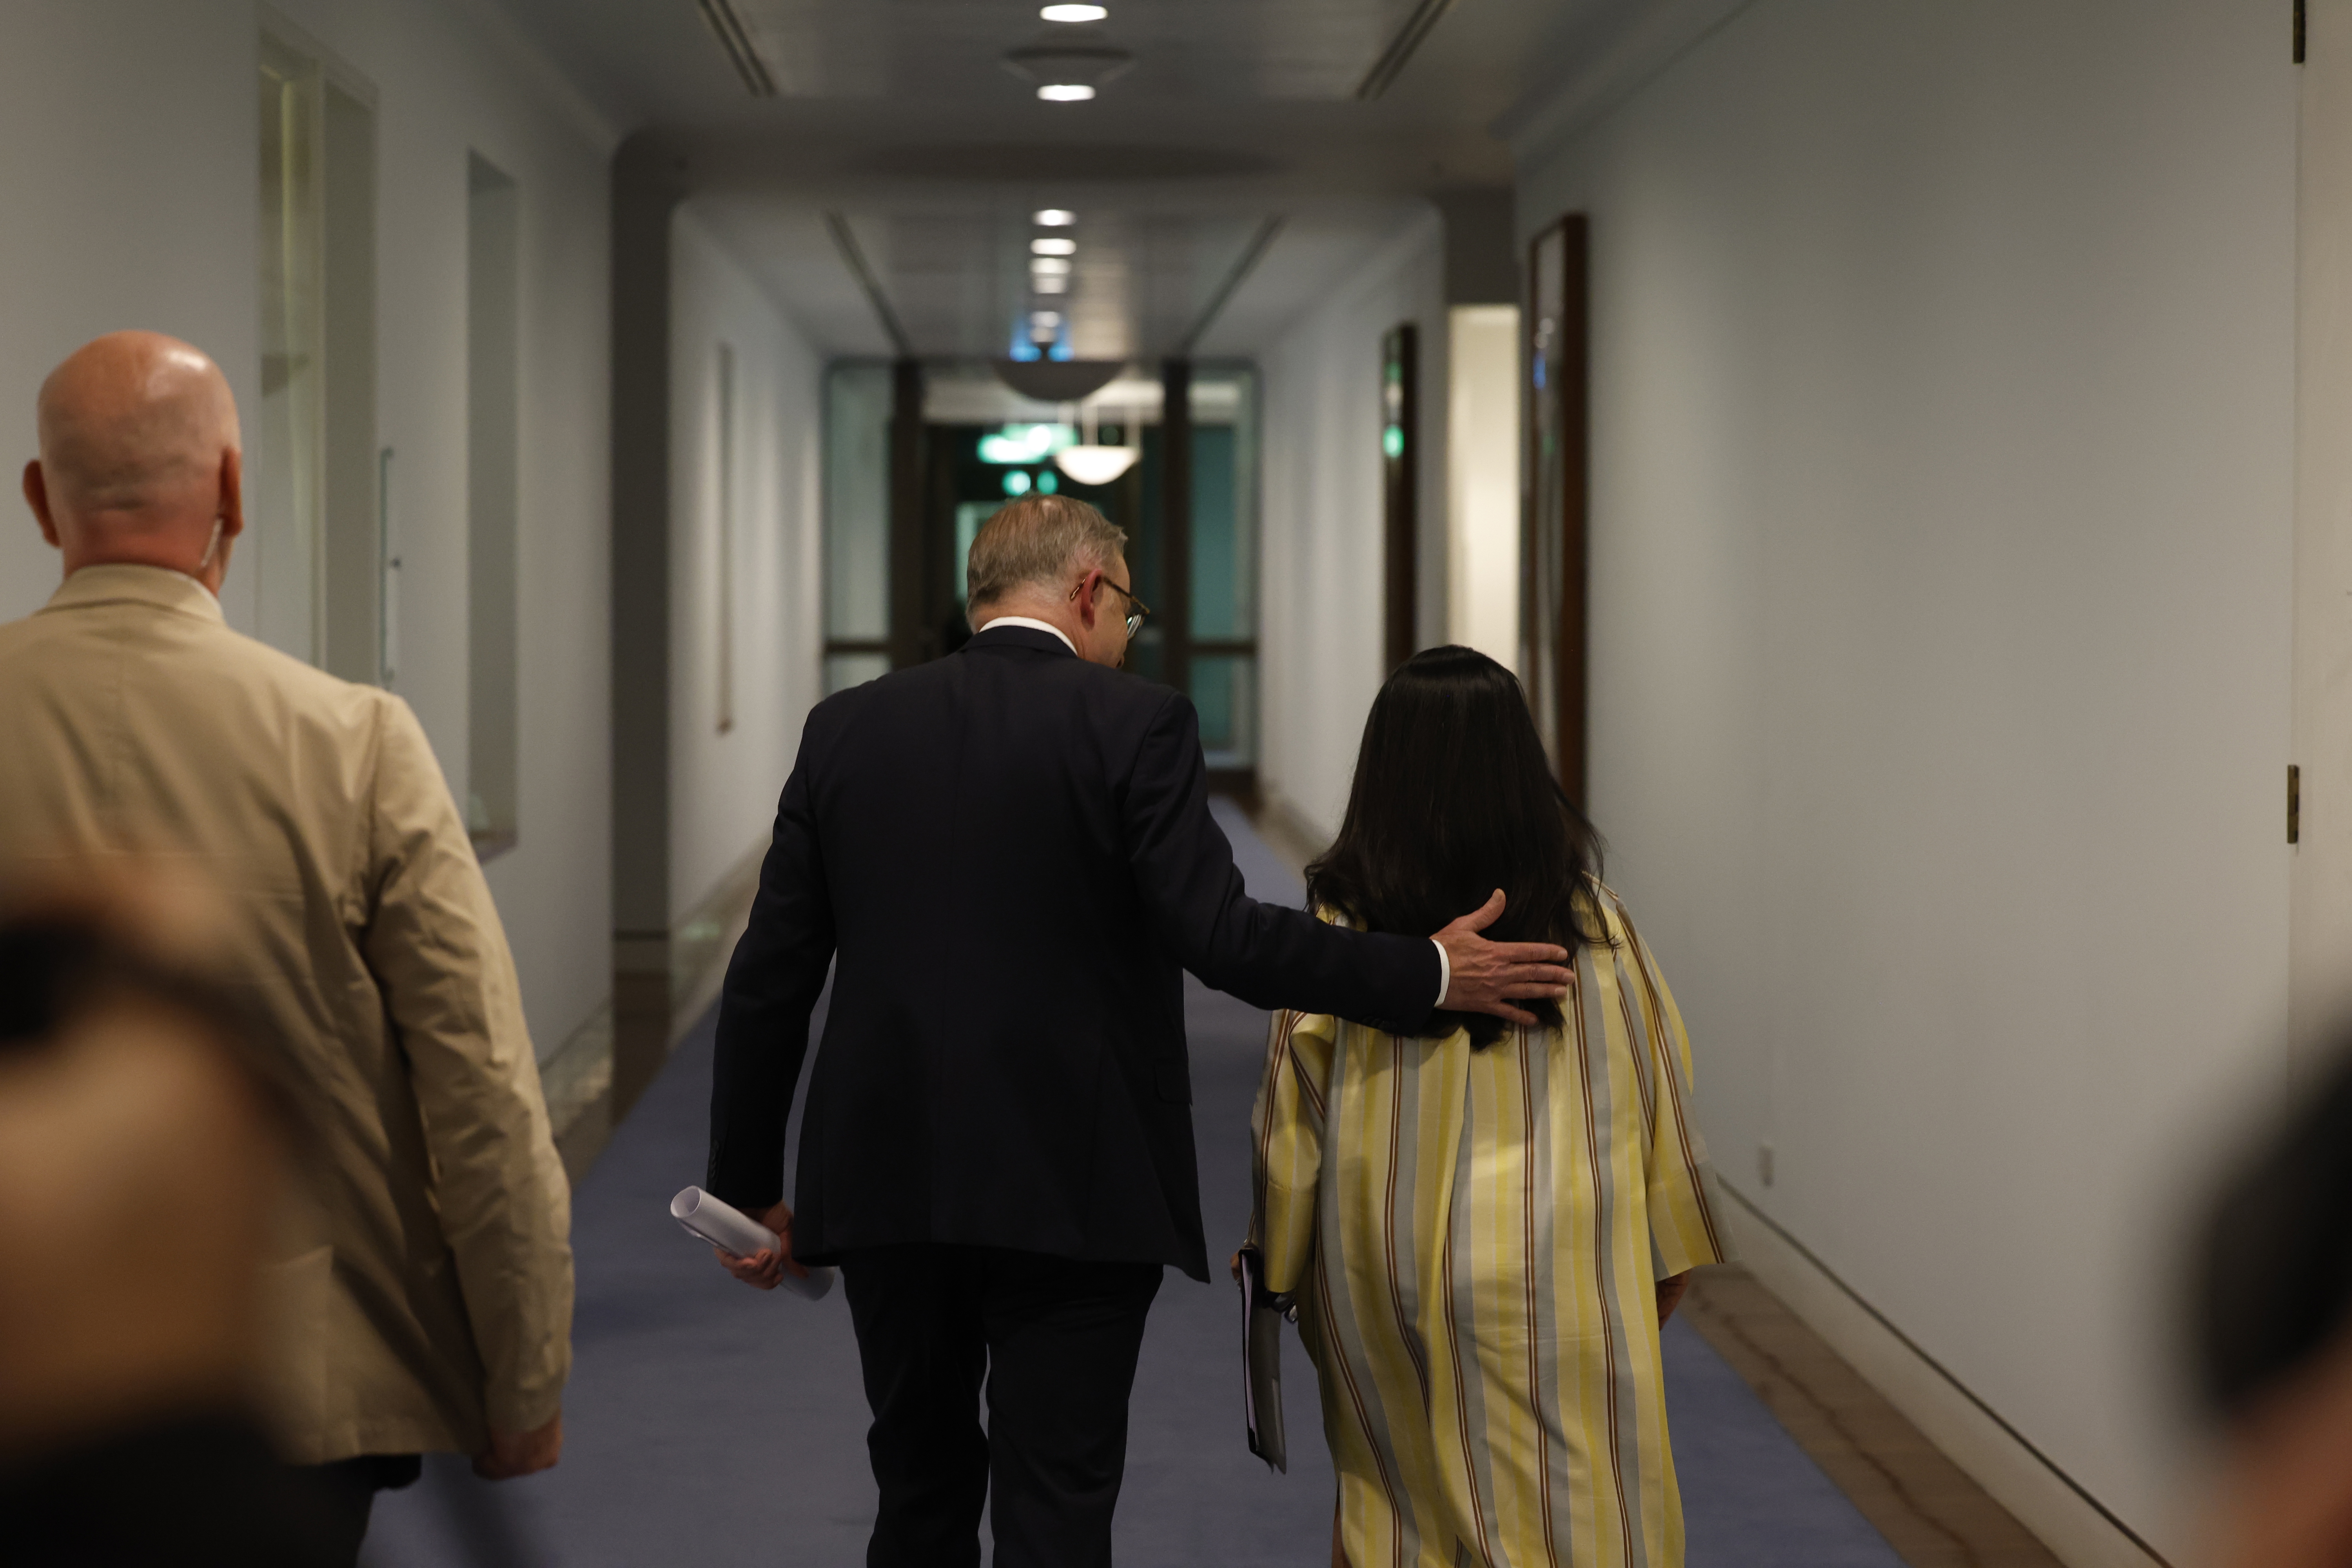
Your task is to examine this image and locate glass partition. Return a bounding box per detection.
[1188,366,1258,771]
[818,359,1261,782]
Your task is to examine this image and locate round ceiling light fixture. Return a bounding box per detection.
[1004,41,1132,98]
[1056,395,1142,487]
[1056,444,1140,486]
[992,359,1127,403]
[1034,209,1076,227]
[1040,4,1109,20]
[1031,237,1076,256]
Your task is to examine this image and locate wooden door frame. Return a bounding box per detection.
[1382,323,1419,671]
[1522,214,1590,804]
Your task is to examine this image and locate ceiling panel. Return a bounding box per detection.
[491,0,1654,365]
[720,0,1431,101]
[698,191,1428,364]
[494,0,1636,150]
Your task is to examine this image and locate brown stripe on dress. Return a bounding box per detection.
[1614,903,1726,1261]
[1250,1010,1298,1247]
[1517,1029,1564,1568]
[1439,1196,1500,1567]
[1441,1041,1510,1563]
[1574,947,1639,1568]
[1604,910,1659,1129]
[1315,1245,1410,1568]
[1534,976,1583,1554]
[1383,1032,1433,1409]
[1290,1013,1330,1122]
[1323,1027,1428,1566]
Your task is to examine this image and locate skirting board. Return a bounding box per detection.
[570,836,770,1182]
[670,849,761,1041]
[1715,1181,2173,1568]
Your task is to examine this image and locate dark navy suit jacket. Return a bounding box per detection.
[705,623,1439,1281]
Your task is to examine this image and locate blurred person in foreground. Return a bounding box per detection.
[1247,646,1731,1568]
[706,497,1575,1566]
[0,332,573,1563]
[2192,1035,2352,1568]
[0,870,340,1566]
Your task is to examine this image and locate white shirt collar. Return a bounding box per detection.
[977,615,1076,655]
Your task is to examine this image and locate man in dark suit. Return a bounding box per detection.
[706,495,1569,1567]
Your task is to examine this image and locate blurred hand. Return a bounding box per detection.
[0,866,282,1459]
[1229,1250,1243,1285]
[1656,1272,1691,1325]
[2205,1331,2352,1568]
[1434,891,1574,1026]
[715,1199,810,1291]
[475,1410,562,1479]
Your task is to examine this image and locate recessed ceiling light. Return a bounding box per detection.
[1031,257,1073,276]
[1034,209,1076,227]
[1031,237,1076,256]
[1034,276,1069,294]
[1037,83,1095,102]
[1041,4,1109,20]
[1030,310,1063,328]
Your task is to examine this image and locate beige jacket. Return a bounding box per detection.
[0,565,573,1463]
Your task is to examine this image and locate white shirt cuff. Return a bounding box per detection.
[1431,938,1450,1009]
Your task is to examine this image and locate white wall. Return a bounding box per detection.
[0,1,259,626]
[667,207,825,920]
[1445,304,1521,669]
[1516,0,2293,1552]
[0,0,619,1060]
[1259,209,1447,837]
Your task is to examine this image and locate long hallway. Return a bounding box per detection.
[365,806,1905,1568]
[2,3,2330,1564]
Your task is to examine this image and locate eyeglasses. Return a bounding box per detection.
[1073,573,1152,639]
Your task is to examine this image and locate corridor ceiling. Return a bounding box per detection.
[495,0,1652,359]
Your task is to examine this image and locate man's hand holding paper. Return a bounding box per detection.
[715,1198,810,1291]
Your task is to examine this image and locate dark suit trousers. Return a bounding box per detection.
[1,1415,357,1567]
[841,1245,1163,1568]
[297,1452,422,1566]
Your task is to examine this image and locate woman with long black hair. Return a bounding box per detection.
[1249,645,1729,1568]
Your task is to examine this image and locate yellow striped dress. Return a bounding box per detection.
[1250,882,1730,1568]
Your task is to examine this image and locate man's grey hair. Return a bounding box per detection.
[965,495,1128,618]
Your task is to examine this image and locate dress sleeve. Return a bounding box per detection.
[1249,1004,1338,1296]
[1610,894,1733,1279]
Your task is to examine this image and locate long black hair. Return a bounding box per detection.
[1305,645,1606,1047]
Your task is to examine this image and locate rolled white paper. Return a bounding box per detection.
[670,1186,835,1300]
[672,1185,775,1256]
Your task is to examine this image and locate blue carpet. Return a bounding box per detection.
[365,802,1902,1566]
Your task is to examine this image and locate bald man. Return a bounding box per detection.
[0,333,573,1563]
